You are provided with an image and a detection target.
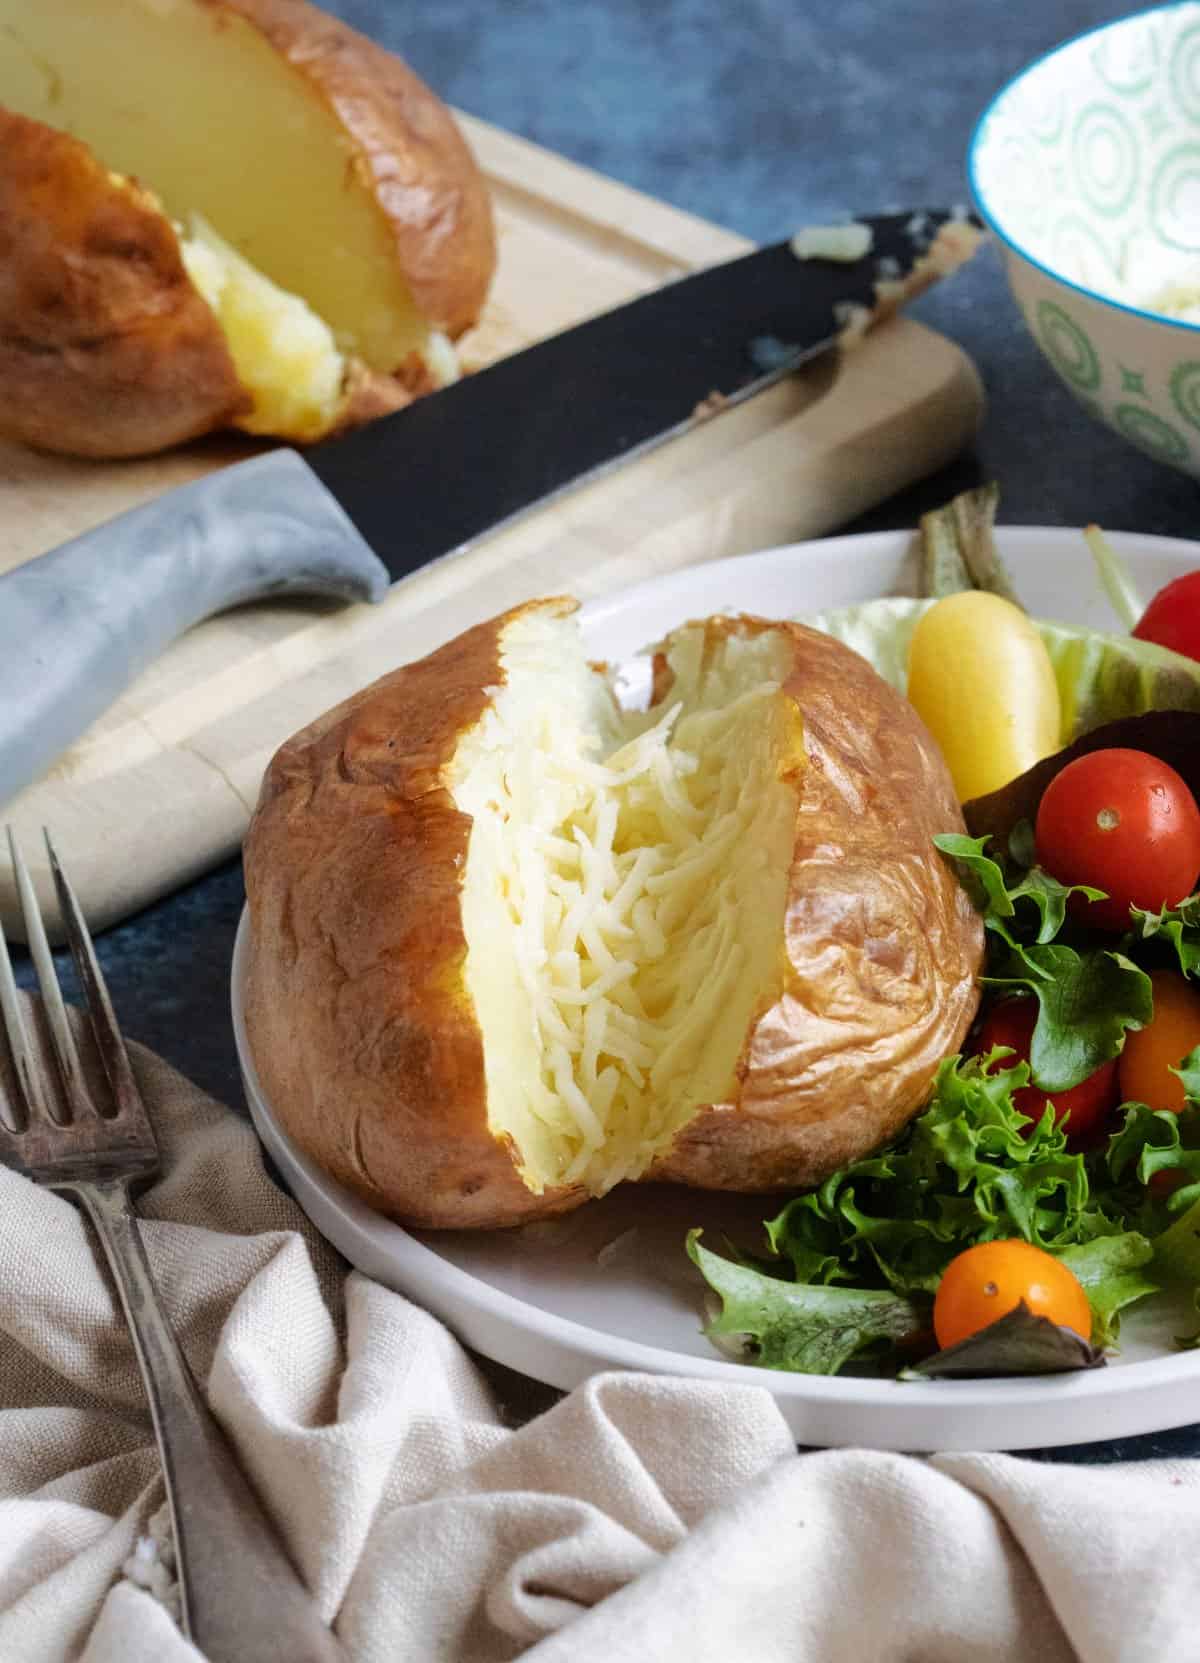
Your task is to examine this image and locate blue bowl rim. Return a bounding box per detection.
[967,0,1200,336]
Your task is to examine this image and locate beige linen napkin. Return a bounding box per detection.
[3,1025,1200,1663]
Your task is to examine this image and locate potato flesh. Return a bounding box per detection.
[450,614,799,1196]
[0,0,429,370]
[180,216,344,442]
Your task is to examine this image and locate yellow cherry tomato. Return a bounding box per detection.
[933,1239,1092,1348]
[906,592,1062,802]
[1118,970,1200,1114]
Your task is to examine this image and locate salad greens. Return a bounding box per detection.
[918,480,1022,606]
[1132,897,1200,979]
[934,829,1153,1093]
[900,1301,1106,1379]
[687,488,1200,1379]
[692,1040,1197,1375]
[767,1053,1106,1286]
[691,819,1200,1376]
[804,489,1200,743]
[803,598,1200,744]
[686,1235,923,1377]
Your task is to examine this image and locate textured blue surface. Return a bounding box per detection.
[16,0,1200,1455]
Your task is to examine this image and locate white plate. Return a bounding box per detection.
[233,526,1200,1452]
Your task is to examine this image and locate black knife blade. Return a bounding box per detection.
[308,210,980,578]
[0,209,980,809]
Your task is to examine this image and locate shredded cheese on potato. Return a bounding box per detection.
[450,612,801,1196]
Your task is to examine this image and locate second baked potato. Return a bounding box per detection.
[243,602,984,1229]
[0,0,496,455]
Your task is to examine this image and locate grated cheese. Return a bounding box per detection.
[450,614,801,1196]
[790,222,874,262]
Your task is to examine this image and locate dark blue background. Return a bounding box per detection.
[18,0,1200,1454]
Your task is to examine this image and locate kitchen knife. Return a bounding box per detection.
[0,211,980,807]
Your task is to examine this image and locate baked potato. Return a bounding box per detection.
[0,0,495,456]
[243,601,984,1230]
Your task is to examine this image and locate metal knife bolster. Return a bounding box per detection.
[0,452,386,806]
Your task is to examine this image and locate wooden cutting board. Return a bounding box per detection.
[1,114,984,936]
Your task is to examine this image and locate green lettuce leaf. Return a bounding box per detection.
[1108,1102,1200,1215]
[1151,1196,1200,1299]
[1175,1046,1200,1099]
[686,1064,1172,1377]
[1057,1234,1158,1347]
[933,833,1152,1092]
[1129,896,1200,979]
[763,1054,1112,1302]
[933,832,1103,944]
[687,1232,924,1375]
[984,946,1152,1094]
[802,597,926,693]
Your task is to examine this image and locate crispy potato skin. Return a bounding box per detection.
[243,600,585,1230]
[208,0,495,337]
[646,616,984,1192]
[246,604,983,1230]
[0,111,248,458]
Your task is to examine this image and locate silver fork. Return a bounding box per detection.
[0,829,344,1663]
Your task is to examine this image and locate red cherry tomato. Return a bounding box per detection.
[976,997,1119,1148]
[1133,571,1200,663]
[1150,1170,1188,1200]
[1034,749,1200,931]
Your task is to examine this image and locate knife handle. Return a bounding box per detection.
[0,450,388,807]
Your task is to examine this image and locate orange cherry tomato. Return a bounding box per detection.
[1034,749,1200,931]
[975,997,1119,1148]
[933,1240,1092,1349]
[1118,970,1200,1115]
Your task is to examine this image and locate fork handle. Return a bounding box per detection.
[69,1177,345,1662]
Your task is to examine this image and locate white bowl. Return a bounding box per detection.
[970,4,1200,478]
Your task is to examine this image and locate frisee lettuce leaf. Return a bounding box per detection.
[1108,1101,1200,1217]
[1174,1046,1200,1099]
[761,1054,1114,1302]
[1129,897,1200,979]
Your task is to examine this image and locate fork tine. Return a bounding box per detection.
[0,883,38,1132]
[9,828,88,1125]
[44,830,145,1123]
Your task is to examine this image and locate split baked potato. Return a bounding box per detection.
[0,0,495,456]
[243,602,984,1230]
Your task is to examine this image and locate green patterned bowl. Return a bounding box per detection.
[970,4,1200,477]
